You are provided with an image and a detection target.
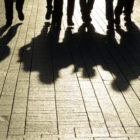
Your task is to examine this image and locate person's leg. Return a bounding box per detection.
[67,0,75,25]
[105,0,114,29]
[4,0,13,26]
[80,0,87,22]
[52,0,63,28]
[87,0,94,12]
[46,0,53,19]
[124,0,135,22]
[16,0,24,21]
[114,0,125,24]
[86,0,94,22]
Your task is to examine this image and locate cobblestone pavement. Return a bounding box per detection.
[0,0,140,140]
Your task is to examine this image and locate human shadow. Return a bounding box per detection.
[70,22,140,92]
[0,25,8,37]
[18,22,79,84]
[0,23,21,62]
[112,22,140,91]
[19,21,140,92]
[18,22,54,83]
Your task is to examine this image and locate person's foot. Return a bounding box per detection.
[67,18,74,26]
[18,11,24,21]
[45,10,52,20]
[6,20,12,27]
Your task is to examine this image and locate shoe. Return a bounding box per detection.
[45,10,52,20]
[6,20,12,27]
[67,18,74,26]
[18,11,24,21]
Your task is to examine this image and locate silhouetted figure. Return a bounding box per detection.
[45,0,53,19]
[80,0,95,23]
[4,0,24,27]
[105,0,114,30]
[115,0,135,25]
[0,24,21,61]
[67,0,75,26]
[52,0,63,28]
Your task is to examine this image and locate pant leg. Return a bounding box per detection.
[16,0,24,12]
[53,0,63,17]
[4,0,13,22]
[124,0,135,16]
[67,0,75,19]
[115,0,125,17]
[87,0,94,13]
[53,0,63,24]
[79,0,86,17]
[105,0,114,22]
[46,0,53,10]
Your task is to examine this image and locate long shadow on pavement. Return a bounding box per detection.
[18,22,140,92]
[0,24,21,62]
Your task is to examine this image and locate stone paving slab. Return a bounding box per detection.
[0,0,140,139]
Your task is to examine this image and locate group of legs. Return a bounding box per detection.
[4,0,135,29]
[46,0,135,29]
[4,0,25,27]
[106,0,135,29]
[45,0,75,26]
[45,0,95,26]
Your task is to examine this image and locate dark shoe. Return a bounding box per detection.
[45,10,52,20]
[6,20,12,27]
[18,11,24,21]
[67,18,74,26]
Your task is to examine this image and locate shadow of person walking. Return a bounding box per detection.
[66,22,140,92]
[112,22,140,91]
[18,22,76,84]
[0,23,21,62]
[18,21,140,92]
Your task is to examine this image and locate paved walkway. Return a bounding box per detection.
[0,0,140,140]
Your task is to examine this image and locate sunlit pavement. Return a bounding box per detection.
[0,0,140,140]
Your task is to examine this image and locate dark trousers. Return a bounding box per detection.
[67,0,75,19]
[80,0,94,17]
[52,0,63,24]
[46,0,53,10]
[4,0,24,22]
[115,0,134,17]
[105,0,114,23]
